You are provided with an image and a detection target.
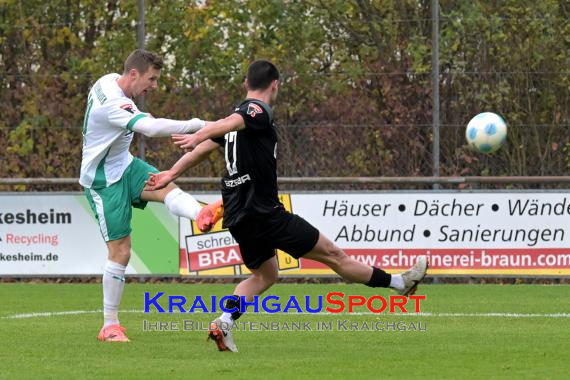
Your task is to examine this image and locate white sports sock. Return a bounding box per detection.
[390,274,405,290]
[164,188,202,221]
[103,260,127,327]
[220,312,233,324]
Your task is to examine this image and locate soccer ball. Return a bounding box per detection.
[465,112,507,154]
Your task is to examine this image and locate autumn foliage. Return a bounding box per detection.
[1,1,569,190]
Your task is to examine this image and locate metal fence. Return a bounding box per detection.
[2,123,570,192]
[1,1,569,190]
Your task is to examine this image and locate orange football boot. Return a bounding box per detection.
[97,324,130,342]
[197,199,224,232]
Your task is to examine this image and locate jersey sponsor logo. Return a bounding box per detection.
[246,103,263,118]
[224,174,251,188]
[120,103,135,114]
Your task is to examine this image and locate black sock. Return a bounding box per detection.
[365,267,391,288]
[224,295,245,320]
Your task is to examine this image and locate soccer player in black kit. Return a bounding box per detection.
[145,60,428,352]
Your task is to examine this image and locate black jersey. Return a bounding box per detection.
[212,99,280,227]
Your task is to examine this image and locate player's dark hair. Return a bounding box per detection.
[123,49,163,75]
[246,60,280,90]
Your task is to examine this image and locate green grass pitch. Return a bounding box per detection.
[1,283,569,379]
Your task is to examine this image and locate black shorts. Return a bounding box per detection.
[228,208,320,270]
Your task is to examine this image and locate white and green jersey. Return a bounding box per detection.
[80,73,149,189]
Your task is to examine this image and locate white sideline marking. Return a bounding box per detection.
[2,310,570,319]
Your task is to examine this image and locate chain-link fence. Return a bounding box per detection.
[2,123,570,192]
[1,1,569,191]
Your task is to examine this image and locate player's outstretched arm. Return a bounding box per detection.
[144,139,220,191]
[131,116,205,138]
[172,113,245,151]
[108,99,206,138]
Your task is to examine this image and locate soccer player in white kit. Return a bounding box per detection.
[80,49,221,342]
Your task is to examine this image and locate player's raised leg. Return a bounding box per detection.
[303,233,428,296]
[141,182,201,219]
[141,181,222,231]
